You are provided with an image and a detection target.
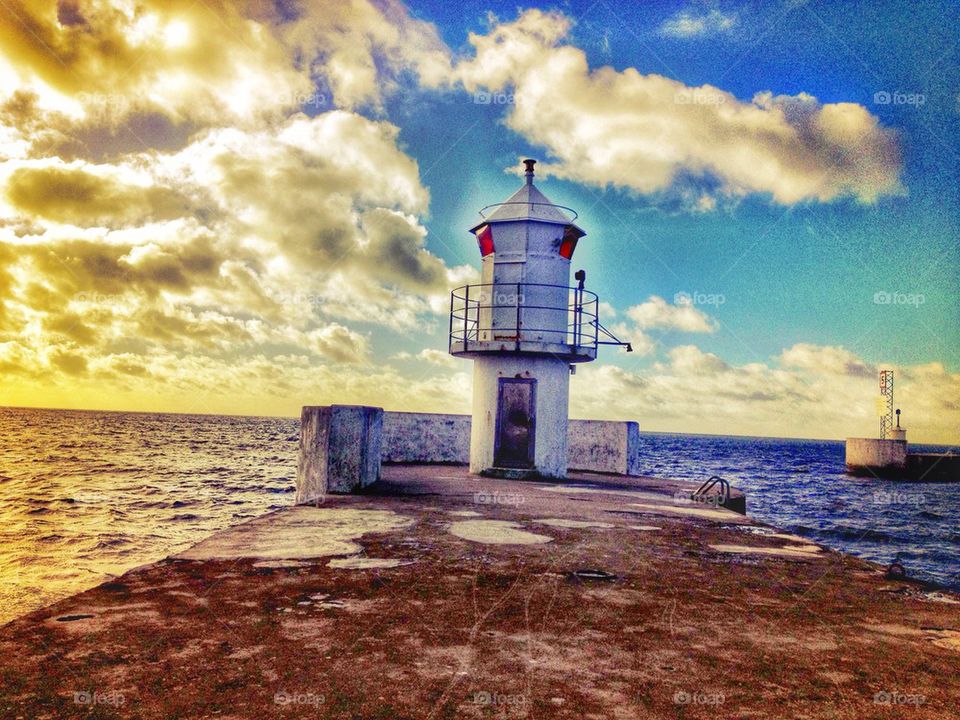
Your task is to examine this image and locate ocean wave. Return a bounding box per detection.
[94,537,130,549]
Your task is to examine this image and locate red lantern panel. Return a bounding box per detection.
[558,225,582,260]
[476,224,494,257]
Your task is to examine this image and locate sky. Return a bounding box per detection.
[0,0,957,443]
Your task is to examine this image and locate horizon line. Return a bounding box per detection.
[1,404,955,447]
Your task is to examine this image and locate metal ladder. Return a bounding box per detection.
[691,475,730,506]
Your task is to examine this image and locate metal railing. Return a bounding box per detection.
[449,282,599,354]
[477,201,579,221]
[692,475,730,505]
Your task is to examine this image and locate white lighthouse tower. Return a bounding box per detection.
[449,159,629,478]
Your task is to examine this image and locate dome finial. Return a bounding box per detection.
[523,158,536,185]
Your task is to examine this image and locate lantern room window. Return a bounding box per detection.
[558,224,584,260]
[475,224,495,257]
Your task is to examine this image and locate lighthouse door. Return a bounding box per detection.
[494,378,536,468]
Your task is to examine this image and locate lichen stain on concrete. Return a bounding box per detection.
[630,502,746,521]
[534,518,616,529]
[279,616,336,645]
[737,526,812,544]
[745,629,838,652]
[709,543,822,558]
[328,557,415,570]
[765,532,812,543]
[448,520,553,545]
[252,559,316,569]
[541,485,664,501]
[923,592,960,605]
[926,628,960,651]
[44,602,161,634]
[176,507,414,561]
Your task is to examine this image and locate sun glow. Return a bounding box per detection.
[164,19,191,48]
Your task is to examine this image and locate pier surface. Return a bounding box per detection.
[2,465,959,719]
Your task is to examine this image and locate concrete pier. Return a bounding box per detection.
[906,452,960,482]
[845,438,959,482]
[2,464,958,719]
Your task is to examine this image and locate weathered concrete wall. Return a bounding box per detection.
[381,411,641,476]
[845,437,908,477]
[382,412,470,464]
[568,419,642,476]
[297,406,383,503]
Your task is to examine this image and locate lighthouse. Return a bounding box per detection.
[449,159,629,478]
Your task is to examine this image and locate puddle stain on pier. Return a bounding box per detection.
[447,520,553,545]
[709,543,823,558]
[327,557,415,570]
[534,518,616,529]
[176,507,414,561]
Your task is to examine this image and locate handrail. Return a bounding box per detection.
[693,475,730,503]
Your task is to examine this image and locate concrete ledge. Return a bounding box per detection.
[296,405,382,502]
[845,437,908,477]
[381,411,641,476]
[382,412,470,464]
[568,419,641,476]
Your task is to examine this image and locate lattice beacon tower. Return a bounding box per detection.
[449,159,627,478]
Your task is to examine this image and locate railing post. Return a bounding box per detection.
[448,289,454,350]
[593,298,598,348]
[574,287,581,347]
[464,285,469,344]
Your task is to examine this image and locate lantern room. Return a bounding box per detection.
[449,160,598,362]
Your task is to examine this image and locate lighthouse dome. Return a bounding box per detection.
[470,159,584,234]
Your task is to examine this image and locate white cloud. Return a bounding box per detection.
[666,344,730,374]
[453,9,902,206]
[0,109,473,378]
[779,342,873,378]
[392,348,459,368]
[603,296,717,358]
[280,0,452,110]
[0,1,469,404]
[626,295,718,333]
[572,344,959,444]
[659,9,737,38]
[0,0,453,145]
